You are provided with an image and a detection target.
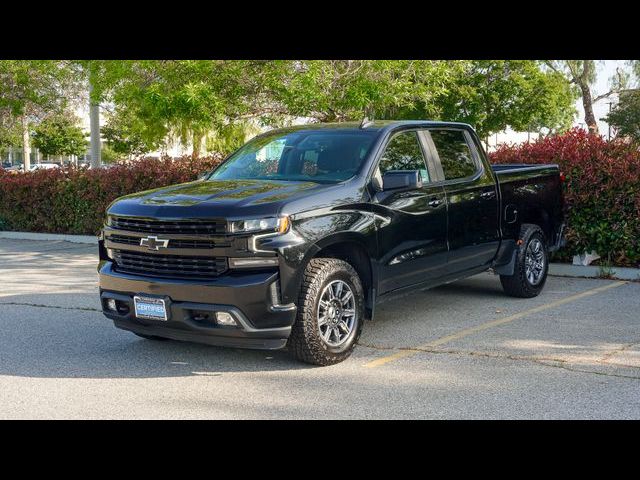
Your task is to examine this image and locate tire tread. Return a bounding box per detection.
[287,258,363,366]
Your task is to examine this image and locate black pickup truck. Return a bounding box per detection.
[99,121,565,365]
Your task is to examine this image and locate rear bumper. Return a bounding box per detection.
[99,261,296,350]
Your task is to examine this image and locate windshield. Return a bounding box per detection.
[208,129,377,183]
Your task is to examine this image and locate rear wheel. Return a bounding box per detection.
[287,258,365,366]
[500,224,549,298]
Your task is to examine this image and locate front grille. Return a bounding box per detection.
[112,249,227,279]
[110,216,227,235]
[109,234,222,249]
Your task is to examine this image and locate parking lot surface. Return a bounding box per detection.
[0,238,638,419]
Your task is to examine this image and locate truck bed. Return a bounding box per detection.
[491,162,564,251]
[491,163,556,174]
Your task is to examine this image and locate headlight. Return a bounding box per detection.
[229,216,290,234]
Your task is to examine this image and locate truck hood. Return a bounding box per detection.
[107,179,329,219]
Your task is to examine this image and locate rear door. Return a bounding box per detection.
[372,129,448,294]
[424,128,500,274]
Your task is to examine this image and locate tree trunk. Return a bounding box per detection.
[89,79,101,169]
[192,133,201,158]
[21,115,31,171]
[579,81,599,135]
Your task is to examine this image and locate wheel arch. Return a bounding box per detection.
[300,233,377,320]
[519,207,553,241]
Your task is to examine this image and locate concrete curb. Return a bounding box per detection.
[549,263,640,281]
[0,231,97,244]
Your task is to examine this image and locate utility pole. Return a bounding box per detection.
[607,101,614,140]
[89,79,101,169]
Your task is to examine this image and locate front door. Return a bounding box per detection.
[372,130,449,294]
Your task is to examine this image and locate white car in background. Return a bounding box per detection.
[29,163,61,171]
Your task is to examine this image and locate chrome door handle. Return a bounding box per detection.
[480,191,496,199]
[427,198,442,208]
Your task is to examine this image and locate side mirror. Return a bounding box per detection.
[382,170,423,191]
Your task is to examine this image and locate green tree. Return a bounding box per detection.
[605,89,640,142]
[87,60,271,157]
[205,120,262,155]
[262,60,456,122]
[545,61,633,135]
[0,60,82,169]
[417,60,576,138]
[32,114,89,158]
[101,108,160,157]
[0,112,21,157]
[268,60,575,139]
[82,60,577,154]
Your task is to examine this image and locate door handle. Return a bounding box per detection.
[480,191,496,199]
[427,198,442,208]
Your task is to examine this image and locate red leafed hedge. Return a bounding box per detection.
[490,129,640,267]
[0,155,223,236]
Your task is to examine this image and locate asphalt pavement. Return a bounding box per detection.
[0,238,638,419]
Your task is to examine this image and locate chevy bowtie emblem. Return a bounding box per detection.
[140,236,169,251]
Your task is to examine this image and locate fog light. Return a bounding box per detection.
[215,311,237,326]
[106,298,117,312]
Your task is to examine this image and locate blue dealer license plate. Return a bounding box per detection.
[134,296,168,321]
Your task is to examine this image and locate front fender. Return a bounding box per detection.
[270,207,379,305]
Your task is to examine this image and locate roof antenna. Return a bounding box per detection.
[360,114,374,129]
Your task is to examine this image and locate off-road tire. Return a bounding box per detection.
[500,223,549,298]
[287,258,365,366]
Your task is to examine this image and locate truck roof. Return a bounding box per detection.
[267,120,474,135]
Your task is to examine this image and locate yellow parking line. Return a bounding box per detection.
[363,280,627,368]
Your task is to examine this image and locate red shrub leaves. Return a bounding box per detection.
[2,133,638,268]
[490,129,640,267]
[0,155,223,236]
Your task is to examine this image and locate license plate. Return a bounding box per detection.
[134,296,168,321]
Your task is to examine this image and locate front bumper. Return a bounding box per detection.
[99,261,296,350]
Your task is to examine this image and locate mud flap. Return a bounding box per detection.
[493,249,517,276]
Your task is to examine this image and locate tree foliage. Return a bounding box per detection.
[0,113,21,151]
[101,108,160,157]
[424,60,576,138]
[1,60,578,159]
[265,60,576,138]
[32,114,88,157]
[0,60,82,119]
[88,60,270,156]
[87,60,577,156]
[605,89,640,142]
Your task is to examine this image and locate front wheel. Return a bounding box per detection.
[500,224,549,298]
[287,258,365,366]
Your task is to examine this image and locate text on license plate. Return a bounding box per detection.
[133,296,167,321]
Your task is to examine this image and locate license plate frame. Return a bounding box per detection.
[133,296,168,321]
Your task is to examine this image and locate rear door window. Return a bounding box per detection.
[429,129,477,181]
